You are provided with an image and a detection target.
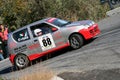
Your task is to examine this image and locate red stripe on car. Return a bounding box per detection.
[28,42,70,61]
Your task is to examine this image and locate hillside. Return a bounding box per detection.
[0,0,109,29]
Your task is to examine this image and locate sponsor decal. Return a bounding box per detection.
[18,31,29,42]
[38,33,56,51]
[14,45,27,53]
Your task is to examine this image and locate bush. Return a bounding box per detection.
[18,71,54,80]
[0,0,110,29]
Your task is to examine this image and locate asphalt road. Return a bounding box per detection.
[0,15,120,80]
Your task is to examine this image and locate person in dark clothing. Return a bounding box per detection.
[0,24,9,59]
[0,39,4,61]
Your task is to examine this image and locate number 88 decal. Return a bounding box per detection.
[39,33,56,51]
[42,38,52,47]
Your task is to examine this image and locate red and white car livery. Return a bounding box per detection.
[8,18,100,68]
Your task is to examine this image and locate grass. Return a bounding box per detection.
[0,77,3,80]
[13,67,54,80]
[19,71,54,80]
[0,65,54,80]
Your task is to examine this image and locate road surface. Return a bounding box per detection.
[0,15,120,79]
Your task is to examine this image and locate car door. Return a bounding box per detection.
[29,23,66,54]
[40,23,67,50]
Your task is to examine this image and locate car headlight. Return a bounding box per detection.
[79,21,95,29]
[89,23,93,26]
[80,25,89,29]
[79,25,88,29]
[91,21,95,25]
[88,21,95,26]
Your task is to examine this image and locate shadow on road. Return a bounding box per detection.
[0,66,17,75]
[58,68,120,80]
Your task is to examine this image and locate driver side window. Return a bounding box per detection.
[30,23,58,37]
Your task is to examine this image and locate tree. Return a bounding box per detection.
[0,0,109,30]
[0,0,30,28]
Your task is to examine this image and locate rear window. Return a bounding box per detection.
[13,28,30,42]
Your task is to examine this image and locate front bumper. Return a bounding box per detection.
[79,24,100,40]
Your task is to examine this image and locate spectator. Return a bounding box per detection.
[0,24,9,59]
[0,39,4,61]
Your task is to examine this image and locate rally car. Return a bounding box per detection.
[8,17,100,68]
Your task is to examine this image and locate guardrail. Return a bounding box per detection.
[106,7,120,16]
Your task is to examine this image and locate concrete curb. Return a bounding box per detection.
[0,58,9,62]
[106,7,120,17]
[98,14,120,33]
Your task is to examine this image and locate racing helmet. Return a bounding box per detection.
[34,29,42,36]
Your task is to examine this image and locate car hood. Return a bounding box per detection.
[65,20,93,27]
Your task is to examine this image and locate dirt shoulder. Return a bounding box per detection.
[58,68,120,80]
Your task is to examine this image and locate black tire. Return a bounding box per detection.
[14,54,29,69]
[69,34,84,49]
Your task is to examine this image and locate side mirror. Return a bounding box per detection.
[52,27,58,32]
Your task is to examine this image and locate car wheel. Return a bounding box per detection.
[69,34,84,49]
[14,54,29,69]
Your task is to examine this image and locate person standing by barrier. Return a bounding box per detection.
[0,39,4,61]
[0,24,9,59]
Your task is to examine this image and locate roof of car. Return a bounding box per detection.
[13,17,56,33]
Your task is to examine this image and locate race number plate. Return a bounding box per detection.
[38,33,56,51]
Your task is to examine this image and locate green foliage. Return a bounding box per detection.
[0,0,29,28]
[0,0,109,30]
[0,77,3,80]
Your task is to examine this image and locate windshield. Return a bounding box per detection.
[52,19,71,27]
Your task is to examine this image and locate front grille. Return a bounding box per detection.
[89,26,98,35]
[90,29,94,35]
[94,27,98,32]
